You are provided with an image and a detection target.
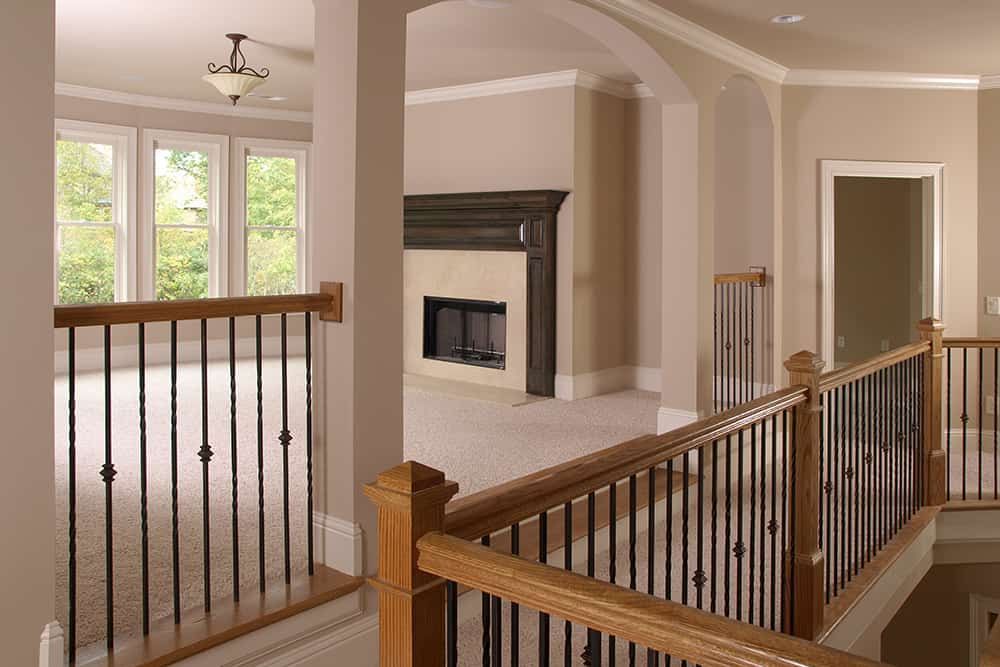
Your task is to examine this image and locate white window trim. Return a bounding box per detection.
[54,119,137,302]
[141,128,229,299]
[231,137,311,296]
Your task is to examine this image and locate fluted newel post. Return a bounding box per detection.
[365,462,458,667]
[784,351,825,640]
[918,318,946,506]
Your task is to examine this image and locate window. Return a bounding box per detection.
[233,138,309,296]
[142,129,228,300]
[54,120,136,304]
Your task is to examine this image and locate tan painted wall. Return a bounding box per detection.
[980,90,1000,338]
[1,0,56,660]
[403,251,527,390]
[782,86,979,362]
[834,176,923,364]
[572,87,627,375]
[882,562,1000,666]
[624,96,662,370]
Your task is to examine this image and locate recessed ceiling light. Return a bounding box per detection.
[771,14,805,24]
[466,0,512,8]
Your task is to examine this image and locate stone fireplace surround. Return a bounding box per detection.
[404,191,568,396]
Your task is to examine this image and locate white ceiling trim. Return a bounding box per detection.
[404,69,649,105]
[590,0,789,84]
[55,82,313,123]
[784,69,983,91]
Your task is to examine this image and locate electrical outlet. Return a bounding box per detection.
[987,396,996,416]
[837,335,846,349]
[987,296,1000,316]
[880,339,890,352]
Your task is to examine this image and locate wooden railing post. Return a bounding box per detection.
[364,462,458,667]
[918,318,946,506]
[784,350,825,640]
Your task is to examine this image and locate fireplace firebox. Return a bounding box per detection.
[423,296,507,370]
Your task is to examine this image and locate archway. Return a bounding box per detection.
[713,74,776,396]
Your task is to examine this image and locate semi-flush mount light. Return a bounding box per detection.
[770,14,805,24]
[466,0,512,8]
[202,33,270,106]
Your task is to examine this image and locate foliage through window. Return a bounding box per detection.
[245,154,300,296]
[154,148,211,300]
[55,138,118,305]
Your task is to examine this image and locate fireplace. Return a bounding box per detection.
[423,296,507,370]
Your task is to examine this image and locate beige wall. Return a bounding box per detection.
[403,251,527,390]
[782,86,979,363]
[834,176,923,364]
[2,0,56,661]
[882,562,1000,666]
[624,96,663,371]
[980,90,1000,337]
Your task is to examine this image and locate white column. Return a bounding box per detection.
[311,0,408,577]
[0,0,56,660]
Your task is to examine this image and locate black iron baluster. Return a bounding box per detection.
[200,319,213,612]
[228,318,240,600]
[305,313,314,575]
[256,315,266,592]
[963,347,969,500]
[854,379,861,578]
[609,482,617,667]
[68,329,78,661]
[511,523,520,666]
[682,451,691,615]
[564,500,572,667]
[769,414,778,630]
[170,321,181,624]
[864,374,872,566]
[879,368,887,551]
[750,277,756,401]
[711,438,719,615]
[995,349,999,501]
[724,434,732,618]
[103,325,116,649]
[947,348,953,499]
[824,389,832,603]
[447,580,458,667]
[787,410,798,635]
[629,473,637,666]
[979,349,985,500]
[664,460,673,667]
[588,629,603,667]
[714,283,719,412]
[539,511,550,665]
[696,446,706,613]
[492,582,502,667]
[758,419,767,626]
[647,468,659,667]
[138,324,149,635]
[481,535,491,667]
[735,429,744,620]
[280,314,292,584]
[835,384,844,594]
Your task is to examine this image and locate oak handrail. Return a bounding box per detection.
[53,282,343,328]
[819,341,929,393]
[417,532,884,667]
[714,270,766,286]
[944,337,1000,348]
[445,386,807,541]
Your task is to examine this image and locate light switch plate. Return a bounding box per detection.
[880,339,890,352]
[837,335,846,349]
[987,296,1000,316]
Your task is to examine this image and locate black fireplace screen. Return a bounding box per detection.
[423,296,507,370]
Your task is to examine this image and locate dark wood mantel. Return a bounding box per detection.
[404,190,569,396]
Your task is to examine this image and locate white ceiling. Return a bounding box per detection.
[55,0,636,112]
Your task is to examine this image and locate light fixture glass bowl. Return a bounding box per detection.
[770,14,805,24]
[203,72,267,104]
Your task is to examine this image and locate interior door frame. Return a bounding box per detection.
[820,159,944,365]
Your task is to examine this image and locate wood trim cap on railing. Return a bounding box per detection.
[417,532,885,667]
[53,282,343,328]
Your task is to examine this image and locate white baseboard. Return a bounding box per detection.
[313,513,365,576]
[657,407,699,435]
[39,622,64,667]
[178,590,375,667]
[555,365,662,400]
[55,335,305,374]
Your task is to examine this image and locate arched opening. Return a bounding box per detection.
[713,74,775,400]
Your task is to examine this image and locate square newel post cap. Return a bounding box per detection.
[364,461,459,510]
[784,350,825,376]
[917,317,945,333]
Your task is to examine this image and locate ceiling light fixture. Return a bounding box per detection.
[770,14,805,24]
[466,0,512,8]
[203,33,270,106]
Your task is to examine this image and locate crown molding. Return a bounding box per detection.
[404,69,649,106]
[784,69,982,91]
[589,0,788,84]
[55,82,313,123]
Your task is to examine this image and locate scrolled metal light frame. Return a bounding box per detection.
[207,33,270,79]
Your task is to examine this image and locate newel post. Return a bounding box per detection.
[364,462,458,667]
[784,351,825,640]
[918,318,946,506]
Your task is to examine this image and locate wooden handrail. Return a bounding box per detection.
[819,341,929,393]
[417,532,884,667]
[714,270,766,286]
[445,386,807,541]
[944,337,1000,348]
[53,282,343,328]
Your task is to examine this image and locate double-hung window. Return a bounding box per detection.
[54,120,136,304]
[232,138,310,296]
[142,129,229,300]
